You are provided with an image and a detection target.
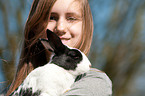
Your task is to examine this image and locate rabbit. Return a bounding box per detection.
[10,29,91,96]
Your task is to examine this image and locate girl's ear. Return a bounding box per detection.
[40,29,66,54]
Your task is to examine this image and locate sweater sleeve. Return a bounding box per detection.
[63,68,112,96]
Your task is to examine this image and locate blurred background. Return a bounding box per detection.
[0,0,145,96]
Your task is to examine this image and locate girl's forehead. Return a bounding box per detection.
[51,0,81,13]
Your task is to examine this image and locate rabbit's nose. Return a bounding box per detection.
[89,64,92,68]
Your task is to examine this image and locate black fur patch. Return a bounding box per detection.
[10,87,41,96]
[51,48,83,70]
[75,73,86,82]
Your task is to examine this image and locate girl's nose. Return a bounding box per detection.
[55,19,67,36]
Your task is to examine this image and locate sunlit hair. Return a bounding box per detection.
[75,0,93,55]
[7,0,93,95]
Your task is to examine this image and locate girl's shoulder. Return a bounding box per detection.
[63,68,112,96]
[76,68,112,84]
[78,68,112,88]
[88,68,112,83]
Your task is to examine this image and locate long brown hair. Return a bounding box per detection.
[7,0,93,95]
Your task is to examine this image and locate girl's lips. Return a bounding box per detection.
[59,37,70,40]
[59,36,71,45]
[60,38,70,45]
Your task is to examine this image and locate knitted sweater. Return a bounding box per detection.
[63,68,112,96]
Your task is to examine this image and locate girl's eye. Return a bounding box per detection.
[50,16,56,21]
[50,15,58,21]
[50,16,55,20]
[67,17,77,22]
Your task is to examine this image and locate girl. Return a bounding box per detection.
[6,0,112,95]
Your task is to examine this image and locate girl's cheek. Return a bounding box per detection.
[69,21,82,36]
[47,22,56,31]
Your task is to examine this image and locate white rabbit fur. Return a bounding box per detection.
[11,29,91,96]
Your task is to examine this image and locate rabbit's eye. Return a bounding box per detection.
[68,50,81,60]
[68,51,77,57]
[74,56,79,59]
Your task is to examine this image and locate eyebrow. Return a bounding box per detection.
[66,12,82,18]
[50,12,58,15]
[50,12,82,18]
[51,12,81,15]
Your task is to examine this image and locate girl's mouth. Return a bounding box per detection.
[60,38,70,45]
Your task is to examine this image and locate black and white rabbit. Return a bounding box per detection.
[10,29,91,96]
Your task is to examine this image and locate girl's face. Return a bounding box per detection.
[47,0,82,47]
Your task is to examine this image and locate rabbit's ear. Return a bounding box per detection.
[39,38,54,52]
[40,29,66,54]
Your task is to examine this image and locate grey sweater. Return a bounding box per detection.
[63,68,112,96]
[0,68,112,96]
